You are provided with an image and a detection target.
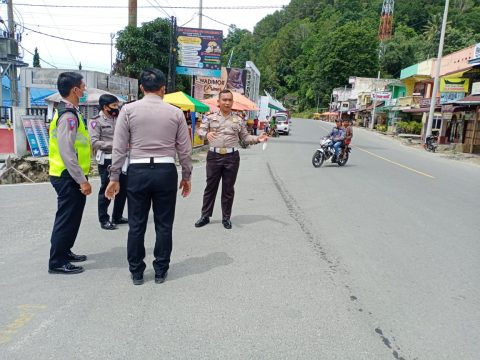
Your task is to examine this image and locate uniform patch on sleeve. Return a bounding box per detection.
[68,118,77,130]
[90,121,97,129]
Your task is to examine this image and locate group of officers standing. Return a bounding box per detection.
[47,69,267,285]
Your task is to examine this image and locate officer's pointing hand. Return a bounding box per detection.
[105,180,120,200]
[258,133,268,142]
[179,179,191,198]
[206,132,217,143]
[80,181,92,196]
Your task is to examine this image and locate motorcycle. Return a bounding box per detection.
[312,137,350,168]
[424,135,438,152]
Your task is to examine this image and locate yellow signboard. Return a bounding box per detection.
[440,78,469,93]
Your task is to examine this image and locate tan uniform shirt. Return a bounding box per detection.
[197,111,259,148]
[110,94,192,182]
[88,111,116,153]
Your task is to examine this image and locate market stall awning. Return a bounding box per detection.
[320,111,339,116]
[202,92,259,111]
[163,91,210,112]
[45,88,127,105]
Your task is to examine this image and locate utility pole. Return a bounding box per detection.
[7,0,18,106]
[199,0,203,29]
[426,0,450,139]
[128,0,137,27]
[167,16,177,93]
[110,33,115,74]
[7,0,14,37]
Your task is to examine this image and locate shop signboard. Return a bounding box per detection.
[474,43,480,59]
[440,92,465,104]
[193,67,247,99]
[176,27,223,77]
[472,82,480,95]
[371,91,392,101]
[440,78,469,93]
[22,116,49,157]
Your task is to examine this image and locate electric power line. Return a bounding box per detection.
[201,14,232,28]
[20,44,58,68]
[148,0,170,18]
[180,12,198,27]
[23,25,111,45]
[13,3,284,10]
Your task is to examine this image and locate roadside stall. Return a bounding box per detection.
[163,91,210,146]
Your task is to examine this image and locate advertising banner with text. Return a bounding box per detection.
[193,67,247,99]
[176,27,223,77]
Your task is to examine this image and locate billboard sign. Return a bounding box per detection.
[176,27,223,77]
[440,78,469,93]
[193,67,247,99]
[22,116,49,157]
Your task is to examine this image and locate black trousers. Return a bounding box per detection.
[98,159,127,223]
[201,151,240,219]
[49,171,86,268]
[127,163,178,275]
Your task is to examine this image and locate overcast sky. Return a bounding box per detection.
[1,0,290,74]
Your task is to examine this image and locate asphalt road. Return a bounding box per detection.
[1,119,479,360]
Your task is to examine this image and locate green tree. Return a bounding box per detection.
[114,18,171,79]
[221,26,253,67]
[33,47,41,68]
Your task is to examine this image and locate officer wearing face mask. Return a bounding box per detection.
[89,94,128,230]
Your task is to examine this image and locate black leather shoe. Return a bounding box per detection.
[195,216,210,228]
[222,218,232,229]
[155,271,168,284]
[131,273,144,285]
[49,263,84,275]
[112,217,128,225]
[101,221,118,230]
[67,252,87,262]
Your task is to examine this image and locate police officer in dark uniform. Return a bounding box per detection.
[106,69,192,285]
[195,89,268,229]
[48,72,91,275]
[89,94,128,230]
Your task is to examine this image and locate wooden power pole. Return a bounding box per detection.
[128,0,137,27]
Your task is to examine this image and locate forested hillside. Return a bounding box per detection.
[221,0,480,110]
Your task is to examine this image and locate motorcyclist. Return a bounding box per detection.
[341,118,353,157]
[328,118,345,161]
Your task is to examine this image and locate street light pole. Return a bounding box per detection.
[426,0,450,139]
[370,70,381,129]
[199,0,203,28]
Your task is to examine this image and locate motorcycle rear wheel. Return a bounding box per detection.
[312,150,324,168]
[338,153,349,166]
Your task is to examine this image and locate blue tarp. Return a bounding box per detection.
[2,76,55,107]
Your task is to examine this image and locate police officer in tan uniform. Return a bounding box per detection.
[105,68,192,286]
[195,89,268,229]
[89,94,127,230]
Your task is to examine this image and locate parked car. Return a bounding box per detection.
[274,114,290,135]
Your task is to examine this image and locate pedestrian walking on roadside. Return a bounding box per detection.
[195,89,268,230]
[105,68,192,286]
[48,72,91,275]
[89,94,128,230]
[252,117,259,136]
